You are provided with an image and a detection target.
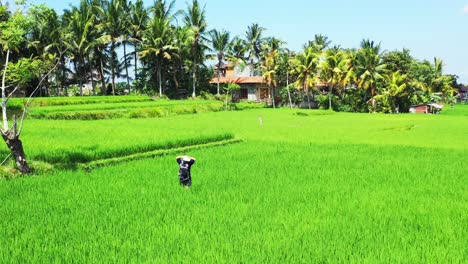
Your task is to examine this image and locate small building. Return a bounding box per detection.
[458,85,468,101]
[409,103,443,114]
[210,62,270,102]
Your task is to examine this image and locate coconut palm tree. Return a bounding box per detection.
[227,36,247,64]
[103,0,127,95]
[245,23,265,76]
[118,0,132,92]
[184,0,208,98]
[303,34,331,53]
[140,0,178,97]
[170,25,191,94]
[129,0,148,84]
[63,0,97,96]
[140,12,177,96]
[319,46,350,109]
[292,47,320,109]
[260,37,284,108]
[209,29,230,94]
[355,39,386,110]
[375,71,408,113]
[29,5,61,96]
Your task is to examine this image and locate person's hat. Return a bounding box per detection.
[178,155,195,161]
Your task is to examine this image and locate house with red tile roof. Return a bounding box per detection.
[210,62,270,102]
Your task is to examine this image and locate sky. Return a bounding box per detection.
[21,0,468,83]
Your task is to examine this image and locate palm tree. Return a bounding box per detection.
[140,0,178,97]
[170,25,191,93]
[260,37,284,108]
[245,23,265,76]
[63,0,97,96]
[103,0,127,95]
[292,47,320,109]
[374,71,408,113]
[210,29,230,94]
[430,57,454,96]
[29,5,61,96]
[304,34,331,53]
[355,39,386,110]
[319,46,350,109]
[184,0,208,98]
[227,36,247,65]
[118,0,132,92]
[129,0,148,85]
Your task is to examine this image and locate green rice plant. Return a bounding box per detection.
[7,95,155,108]
[440,103,468,116]
[28,101,224,120]
[0,140,465,262]
[82,137,242,170]
[0,105,467,262]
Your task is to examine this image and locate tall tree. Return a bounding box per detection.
[140,0,178,97]
[0,3,46,173]
[209,29,230,94]
[63,0,98,96]
[355,39,386,110]
[227,36,247,65]
[140,0,177,96]
[129,0,148,88]
[29,4,61,96]
[292,46,320,109]
[319,46,350,109]
[184,0,208,98]
[304,34,331,53]
[245,23,265,76]
[261,37,283,108]
[103,0,126,95]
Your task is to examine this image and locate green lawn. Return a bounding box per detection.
[0,103,467,262]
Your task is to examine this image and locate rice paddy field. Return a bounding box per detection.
[0,98,467,262]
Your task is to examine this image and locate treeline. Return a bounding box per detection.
[0,0,462,112]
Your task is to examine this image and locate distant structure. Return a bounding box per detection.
[458,85,468,101]
[210,62,270,102]
[409,103,443,114]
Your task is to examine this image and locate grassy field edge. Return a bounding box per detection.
[81,137,243,171]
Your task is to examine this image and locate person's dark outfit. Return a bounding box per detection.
[176,158,195,187]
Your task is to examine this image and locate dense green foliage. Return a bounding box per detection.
[1,105,467,261]
[0,1,464,113]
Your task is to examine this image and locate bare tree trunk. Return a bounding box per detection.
[158,64,162,97]
[371,86,376,110]
[305,82,311,109]
[329,85,333,110]
[123,41,131,94]
[87,55,96,96]
[45,75,49,97]
[111,42,116,96]
[286,71,292,109]
[271,85,276,108]
[62,57,67,96]
[100,54,107,95]
[75,58,83,96]
[134,43,138,94]
[2,50,10,131]
[217,59,221,95]
[1,117,30,174]
[192,67,196,98]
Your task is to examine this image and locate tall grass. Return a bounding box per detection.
[0,104,467,261]
[8,95,155,107]
[0,142,465,262]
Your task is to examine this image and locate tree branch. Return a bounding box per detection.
[5,84,21,102]
[17,50,66,136]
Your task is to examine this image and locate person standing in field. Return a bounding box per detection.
[176,155,196,187]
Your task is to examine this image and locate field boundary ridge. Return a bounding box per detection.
[80,137,242,171]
